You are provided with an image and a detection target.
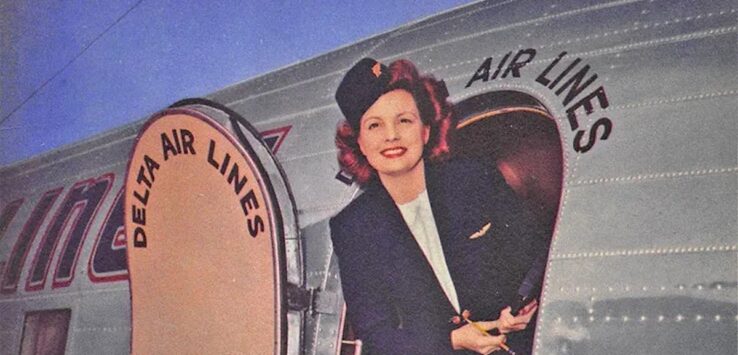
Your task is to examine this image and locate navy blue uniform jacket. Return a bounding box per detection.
[330,159,548,354]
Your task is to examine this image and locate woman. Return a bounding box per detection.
[330,58,546,354]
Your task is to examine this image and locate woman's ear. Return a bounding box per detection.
[423,125,431,145]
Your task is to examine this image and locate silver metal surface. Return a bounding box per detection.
[0,0,735,353]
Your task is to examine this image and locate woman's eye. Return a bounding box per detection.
[367,122,379,129]
[400,117,413,123]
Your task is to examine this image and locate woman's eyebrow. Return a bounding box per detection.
[362,116,382,124]
[395,111,419,118]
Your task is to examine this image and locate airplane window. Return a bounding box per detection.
[19,309,71,355]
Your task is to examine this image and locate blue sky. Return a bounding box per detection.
[0,0,471,165]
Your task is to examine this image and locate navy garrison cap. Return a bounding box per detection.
[335,58,391,130]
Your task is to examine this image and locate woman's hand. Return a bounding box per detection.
[498,299,538,334]
[450,320,506,354]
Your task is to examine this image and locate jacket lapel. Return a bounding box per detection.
[363,178,459,316]
[425,162,492,312]
[362,180,417,252]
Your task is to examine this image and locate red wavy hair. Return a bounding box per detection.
[336,59,454,185]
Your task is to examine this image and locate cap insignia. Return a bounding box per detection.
[372,62,382,78]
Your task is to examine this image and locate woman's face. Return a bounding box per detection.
[357,89,430,180]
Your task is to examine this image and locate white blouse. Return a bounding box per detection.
[397,190,460,313]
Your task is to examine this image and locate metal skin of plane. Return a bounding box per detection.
[0,0,735,354]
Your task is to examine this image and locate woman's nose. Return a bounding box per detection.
[384,123,400,141]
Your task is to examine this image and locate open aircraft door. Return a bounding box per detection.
[454,90,563,237]
[124,99,303,354]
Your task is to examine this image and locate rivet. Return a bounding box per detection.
[696,315,702,321]
[588,308,594,314]
[576,287,580,292]
[715,315,721,321]
[625,285,630,292]
[556,317,562,323]
[658,315,664,322]
[678,285,685,290]
[642,286,648,291]
[623,316,629,322]
[676,315,684,322]
[716,284,722,290]
[640,316,647,322]
[573,317,579,323]
[660,286,666,291]
[608,287,614,292]
[697,285,703,290]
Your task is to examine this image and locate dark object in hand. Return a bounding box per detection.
[509,295,537,317]
[510,252,547,316]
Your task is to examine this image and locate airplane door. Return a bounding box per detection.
[454,90,563,237]
[453,90,563,348]
[124,100,302,354]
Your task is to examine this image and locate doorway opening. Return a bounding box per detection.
[454,90,563,238]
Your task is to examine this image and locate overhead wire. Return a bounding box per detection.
[0,0,145,126]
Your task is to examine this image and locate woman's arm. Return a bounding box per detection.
[480,162,549,299]
[330,217,457,354]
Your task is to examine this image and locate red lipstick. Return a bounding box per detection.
[380,147,406,158]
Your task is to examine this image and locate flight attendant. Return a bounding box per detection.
[330,58,546,354]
